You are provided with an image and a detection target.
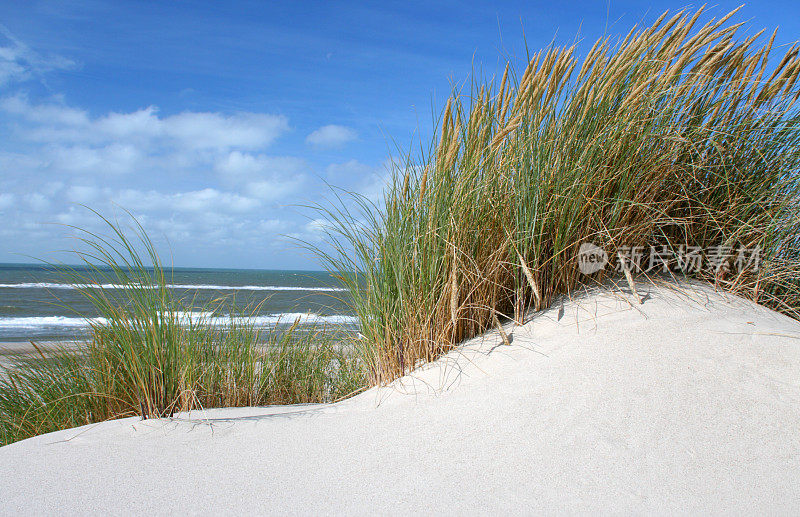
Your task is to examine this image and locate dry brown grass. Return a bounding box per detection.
[313,6,800,385]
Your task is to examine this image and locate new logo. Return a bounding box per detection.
[577,242,608,274]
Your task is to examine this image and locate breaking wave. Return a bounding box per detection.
[0,312,359,330]
[0,283,345,292]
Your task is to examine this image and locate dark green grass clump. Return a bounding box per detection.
[313,6,800,384]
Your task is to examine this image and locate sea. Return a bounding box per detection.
[0,263,357,343]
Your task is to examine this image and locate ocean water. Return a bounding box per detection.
[0,263,356,343]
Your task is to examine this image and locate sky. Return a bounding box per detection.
[0,1,798,269]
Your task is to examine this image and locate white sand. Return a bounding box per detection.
[1,282,799,515]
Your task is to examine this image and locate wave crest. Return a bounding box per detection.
[0,312,358,329]
[0,283,345,292]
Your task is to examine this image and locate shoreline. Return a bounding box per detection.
[0,340,85,355]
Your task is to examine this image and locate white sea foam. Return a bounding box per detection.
[0,282,345,292]
[0,312,358,330]
[0,316,108,328]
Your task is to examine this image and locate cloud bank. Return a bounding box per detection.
[0,30,384,268]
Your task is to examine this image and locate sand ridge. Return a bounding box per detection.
[1,282,799,515]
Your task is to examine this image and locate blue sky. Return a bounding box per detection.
[0,1,797,269]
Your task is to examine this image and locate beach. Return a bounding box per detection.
[0,341,80,372]
[2,282,798,514]
[1,4,799,514]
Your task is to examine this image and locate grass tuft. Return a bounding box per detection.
[310,6,800,385]
[0,213,365,447]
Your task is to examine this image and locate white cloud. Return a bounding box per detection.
[0,53,26,86]
[41,181,65,196]
[326,159,374,180]
[0,150,47,172]
[0,96,296,188]
[26,192,50,211]
[53,207,102,228]
[247,180,300,202]
[114,188,261,214]
[1,95,88,126]
[0,27,75,87]
[360,162,393,203]
[305,218,331,233]
[306,124,357,148]
[95,106,161,139]
[65,185,101,203]
[0,31,375,268]
[1,97,289,152]
[215,151,304,179]
[326,159,392,203]
[257,219,286,232]
[162,112,288,151]
[214,151,305,201]
[0,92,308,265]
[174,188,260,213]
[51,143,142,175]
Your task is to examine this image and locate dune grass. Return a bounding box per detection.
[312,6,800,385]
[0,215,365,447]
[4,5,800,445]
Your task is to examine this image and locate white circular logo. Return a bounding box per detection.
[577,242,608,274]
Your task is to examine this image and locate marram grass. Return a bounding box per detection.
[312,6,800,385]
[0,214,365,447]
[4,5,800,446]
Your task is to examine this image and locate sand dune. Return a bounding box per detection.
[1,282,799,514]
